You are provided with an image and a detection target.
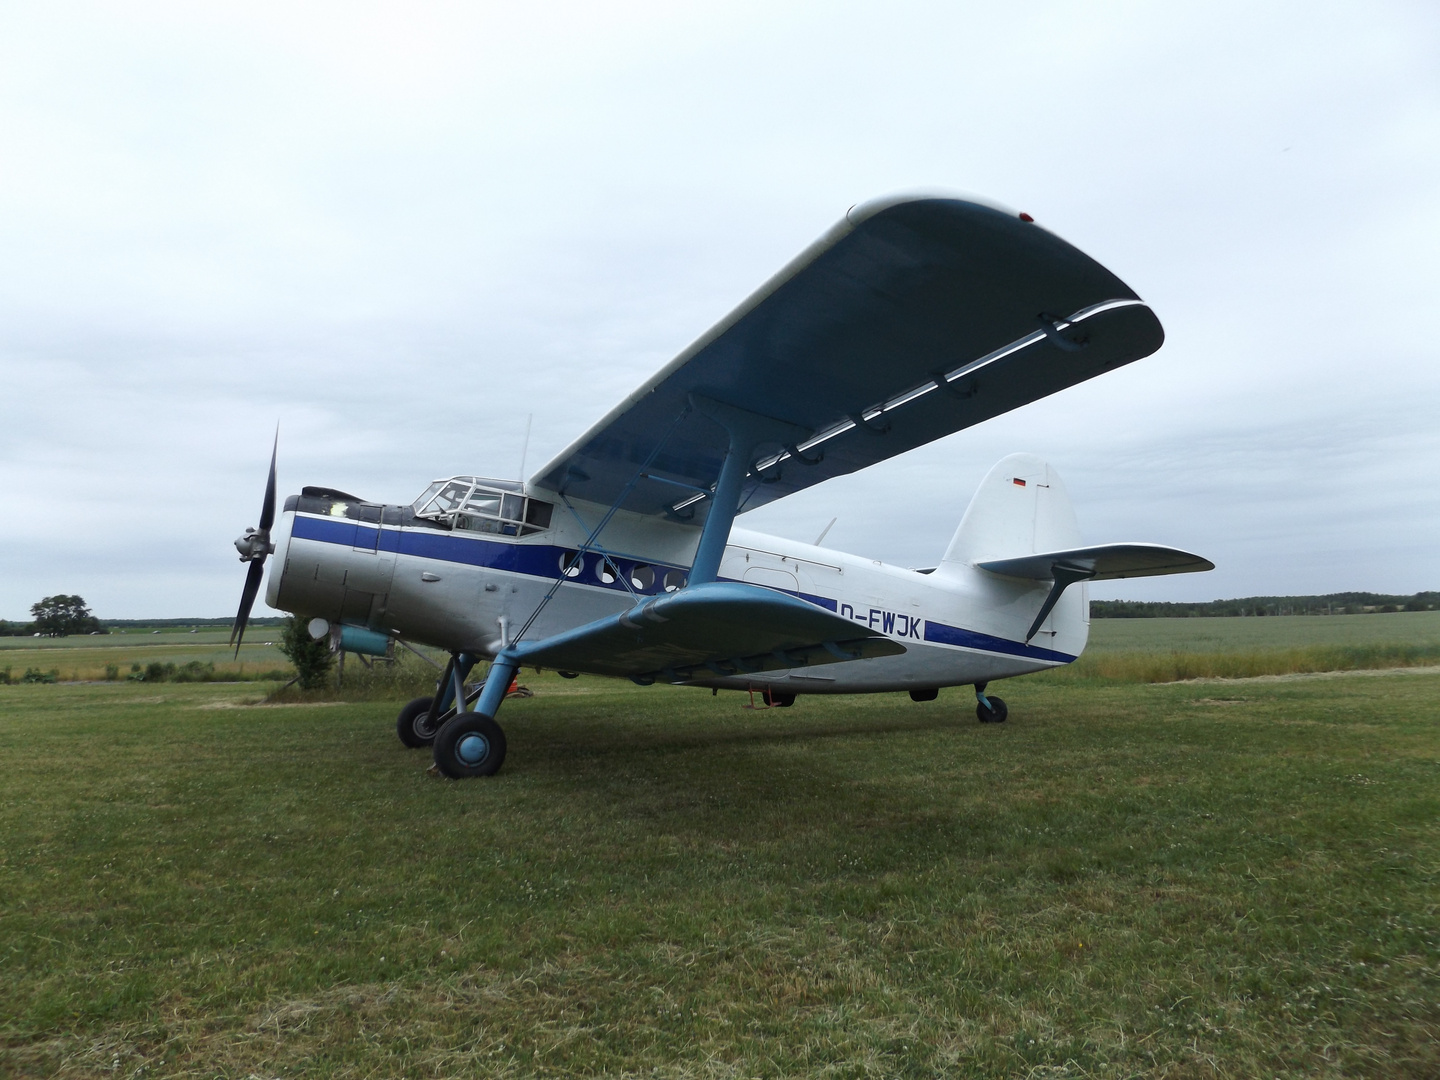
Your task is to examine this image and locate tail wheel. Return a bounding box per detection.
[433,713,507,778]
[396,696,440,748]
[976,696,1008,724]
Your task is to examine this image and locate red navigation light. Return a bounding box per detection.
[1019,212,1034,223]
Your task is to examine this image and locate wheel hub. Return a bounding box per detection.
[456,732,490,764]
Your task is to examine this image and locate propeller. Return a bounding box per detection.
[230,430,278,656]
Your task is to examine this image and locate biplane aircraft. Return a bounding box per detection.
[230,194,1212,778]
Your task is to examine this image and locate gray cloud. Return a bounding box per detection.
[2,1,1437,617]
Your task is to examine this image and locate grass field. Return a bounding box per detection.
[8,611,1439,688]
[0,628,293,684]
[1086,610,1440,652]
[2,650,1436,1077]
[1053,610,1440,684]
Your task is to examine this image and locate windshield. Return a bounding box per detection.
[412,476,552,536]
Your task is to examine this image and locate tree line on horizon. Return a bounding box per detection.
[1090,591,1439,619]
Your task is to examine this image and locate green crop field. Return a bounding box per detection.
[1049,610,1440,684]
[1087,610,1440,652]
[1,629,1436,1077]
[0,628,293,684]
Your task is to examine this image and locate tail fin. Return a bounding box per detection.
[935,453,1088,653]
[942,453,1082,567]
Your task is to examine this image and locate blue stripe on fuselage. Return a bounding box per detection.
[923,620,1075,663]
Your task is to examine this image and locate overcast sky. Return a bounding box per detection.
[2,1,1437,620]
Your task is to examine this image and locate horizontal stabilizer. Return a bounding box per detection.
[978,543,1214,582]
[510,581,904,683]
[978,543,1214,643]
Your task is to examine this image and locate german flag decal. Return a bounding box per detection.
[1012,478,1027,487]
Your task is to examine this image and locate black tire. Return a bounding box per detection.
[396,696,440,748]
[764,688,796,708]
[909,688,938,702]
[976,696,1008,724]
[432,713,507,778]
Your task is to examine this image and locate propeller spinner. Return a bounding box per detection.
[231,432,278,655]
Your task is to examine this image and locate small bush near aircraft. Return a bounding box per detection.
[278,615,335,690]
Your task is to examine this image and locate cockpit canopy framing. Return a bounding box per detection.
[412,476,554,537]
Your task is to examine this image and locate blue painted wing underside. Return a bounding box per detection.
[533,196,1164,520]
[510,581,905,681]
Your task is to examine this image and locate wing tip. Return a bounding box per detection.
[845,190,1021,227]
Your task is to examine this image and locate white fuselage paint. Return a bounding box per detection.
[267,491,1088,695]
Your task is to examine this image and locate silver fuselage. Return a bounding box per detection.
[266,489,1087,694]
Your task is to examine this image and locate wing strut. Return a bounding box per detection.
[686,395,811,585]
[1024,563,1095,643]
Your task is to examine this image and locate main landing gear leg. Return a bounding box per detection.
[974,681,1008,724]
[432,657,515,778]
[396,652,478,749]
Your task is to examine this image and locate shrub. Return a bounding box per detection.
[104,664,120,681]
[171,660,216,683]
[267,649,445,703]
[21,668,59,684]
[278,615,335,690]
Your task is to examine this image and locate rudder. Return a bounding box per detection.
[942,453,1082,567]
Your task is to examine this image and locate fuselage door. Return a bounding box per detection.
[743,566,799,594]
[353,505,382,553]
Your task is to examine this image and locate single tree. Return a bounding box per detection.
[29,595,101,637]
[278,615,335,689]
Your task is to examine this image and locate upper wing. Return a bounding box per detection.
[978,543,1215,582]
[532,195,1163,520]
[510,581,904,682]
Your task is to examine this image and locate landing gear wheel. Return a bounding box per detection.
[396,696,440,748]
[764,689,796,708]
[976,696,1008,724]
[432,713,507,778]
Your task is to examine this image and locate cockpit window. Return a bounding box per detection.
[412,476,554,537]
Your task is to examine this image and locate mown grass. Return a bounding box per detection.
[1,668,1436,1078]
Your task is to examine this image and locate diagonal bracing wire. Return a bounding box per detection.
[512,405,691,644]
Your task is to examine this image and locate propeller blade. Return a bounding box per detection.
[231,558,266,655]
[258,428,278,532]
